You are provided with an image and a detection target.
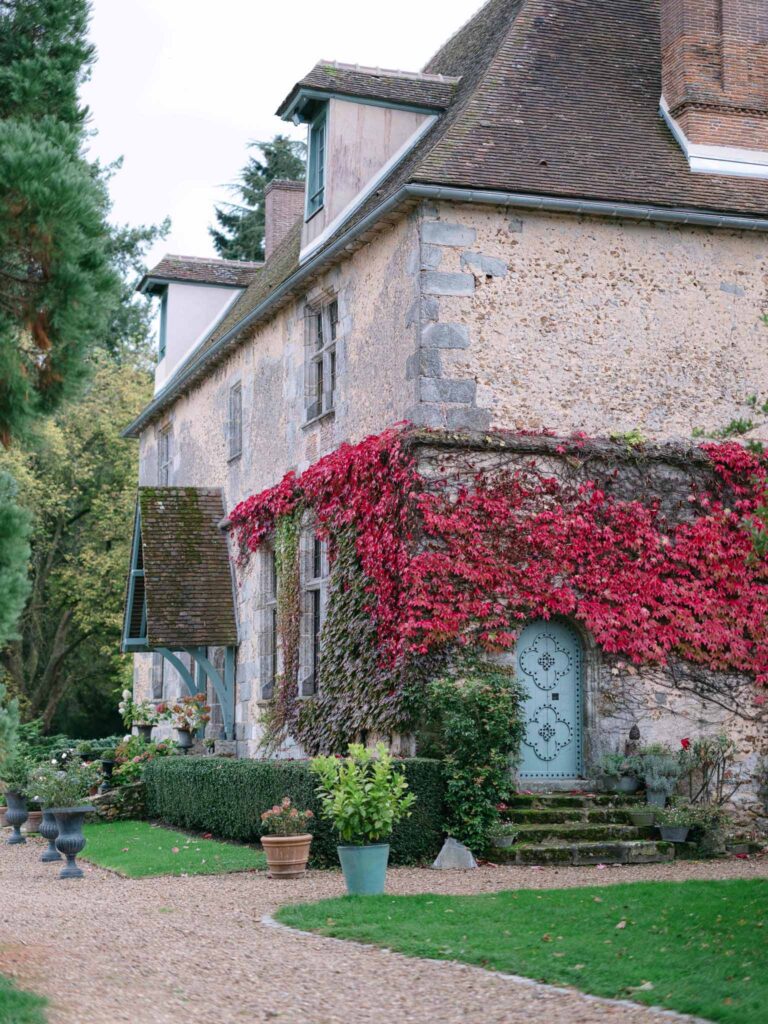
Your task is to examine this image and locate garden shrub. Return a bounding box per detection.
[424,659,525,855]
[144,755,445,867]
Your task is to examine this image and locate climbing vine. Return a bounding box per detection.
[229,428,768,749]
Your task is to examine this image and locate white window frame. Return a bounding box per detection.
[299,532,329,697]
[260,547,279,700]
[158,425,172,486]
[228,381,243,461]
[305,297,338,423]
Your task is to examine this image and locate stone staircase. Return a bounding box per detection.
[492,792,675,866]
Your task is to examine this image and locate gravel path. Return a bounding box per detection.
[1,835,766,1024]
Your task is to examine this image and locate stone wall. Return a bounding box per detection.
[410,201,768,442]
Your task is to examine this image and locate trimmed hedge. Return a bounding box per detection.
[144,756,446,867]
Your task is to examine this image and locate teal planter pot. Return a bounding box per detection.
[337,844,390,895]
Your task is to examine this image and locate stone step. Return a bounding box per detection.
[492,839,674,866]
[509,793,642,809]
[515,822,648,844]
[503,807,636,825]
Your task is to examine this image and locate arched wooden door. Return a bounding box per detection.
[516,620,584,779]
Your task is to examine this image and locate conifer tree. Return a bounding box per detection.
[210,135,306,261]
[0,0,121,443]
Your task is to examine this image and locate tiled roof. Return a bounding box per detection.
[138,488,238,647]
[276,61,460,118]
[140,254,263,290]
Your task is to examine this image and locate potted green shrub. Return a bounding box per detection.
[637,746,681,806]
[260,798,314,878]
[311,743,415,895]
[489,823,520,849]
[29,751,101,879]
[628,805,656,827]
[593,752,640,794]
[656,802,695,843]
[1,756,32,845]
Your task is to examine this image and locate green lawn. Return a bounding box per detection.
[276,879,768,1024]
[81,820,266,877]
[0,975,46,1024]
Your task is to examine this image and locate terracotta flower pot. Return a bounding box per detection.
[24,809,43,834]
[261,834,313,878]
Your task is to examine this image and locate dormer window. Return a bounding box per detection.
[306,107,327,219]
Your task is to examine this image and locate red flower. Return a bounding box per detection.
[681,738,691,750]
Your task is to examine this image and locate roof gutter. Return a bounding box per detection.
[123,184,768,438]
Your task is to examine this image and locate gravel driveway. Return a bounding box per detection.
[1,836,766,1024]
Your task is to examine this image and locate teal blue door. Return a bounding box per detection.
[516,620,583,779]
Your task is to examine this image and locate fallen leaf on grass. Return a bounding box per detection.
[616,920,627,930]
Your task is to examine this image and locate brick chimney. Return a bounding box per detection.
[264,180,305,259]
[660,0,768,178]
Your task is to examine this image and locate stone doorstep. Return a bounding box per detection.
[495,840,675,866]
[509,793,643,808]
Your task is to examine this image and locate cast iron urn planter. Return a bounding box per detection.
[39,809,62,862]
[98,759,116,794]
[51,806,92,879]
[135,724,153,742]
[5,790,28,845]
[175,728,193,751]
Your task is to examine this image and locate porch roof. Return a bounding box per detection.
[122,487,238,651]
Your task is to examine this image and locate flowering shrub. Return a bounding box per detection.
[29,750,101,808]
[169,694,210,733]
[229,427,768,747]
[260,797,314,836]
[112,737,177,786]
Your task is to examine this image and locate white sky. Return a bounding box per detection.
[81,0,482,269]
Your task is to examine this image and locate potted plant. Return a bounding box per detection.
[260,798,314,878]
[1,756,31,845]
[97,746,117,793]
[311,743,415,895]
[628,805,656,827]
[637,746,681,806]
[489,823,520,849]
[169,694,210,750]
[656,802,695,843]
[118,690,164,742]
[29,751,101,879]
[593,752,640,794]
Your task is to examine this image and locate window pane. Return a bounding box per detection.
[315,312,324,350]
[229,383,242,458]
[329,300,338,340]
[329,349,336,403]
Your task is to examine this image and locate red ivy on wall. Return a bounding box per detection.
[228,429,768,696]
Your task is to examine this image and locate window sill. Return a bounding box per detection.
[303,408,335,430]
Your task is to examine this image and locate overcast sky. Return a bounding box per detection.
[81,0,482,269]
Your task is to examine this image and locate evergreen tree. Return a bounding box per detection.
[210,135,306,261]
[0,471,30,648]
[0,0,121,443]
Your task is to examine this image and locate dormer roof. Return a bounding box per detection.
[277,61,460,123]
[138,254,263,294]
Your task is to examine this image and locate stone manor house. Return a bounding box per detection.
[122,0,768,798]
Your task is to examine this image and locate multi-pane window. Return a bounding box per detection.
[262,548,278,700]
[306,108,326,218]
[301,534,328,697]
[158,426,172,485]
[151,652,164,700]
[228,382,242,460]
[306,298,338,421]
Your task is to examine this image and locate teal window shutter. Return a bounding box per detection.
[306,108,327,218]
[158,288,168,361]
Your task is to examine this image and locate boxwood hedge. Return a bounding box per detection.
[144,756,446,867]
